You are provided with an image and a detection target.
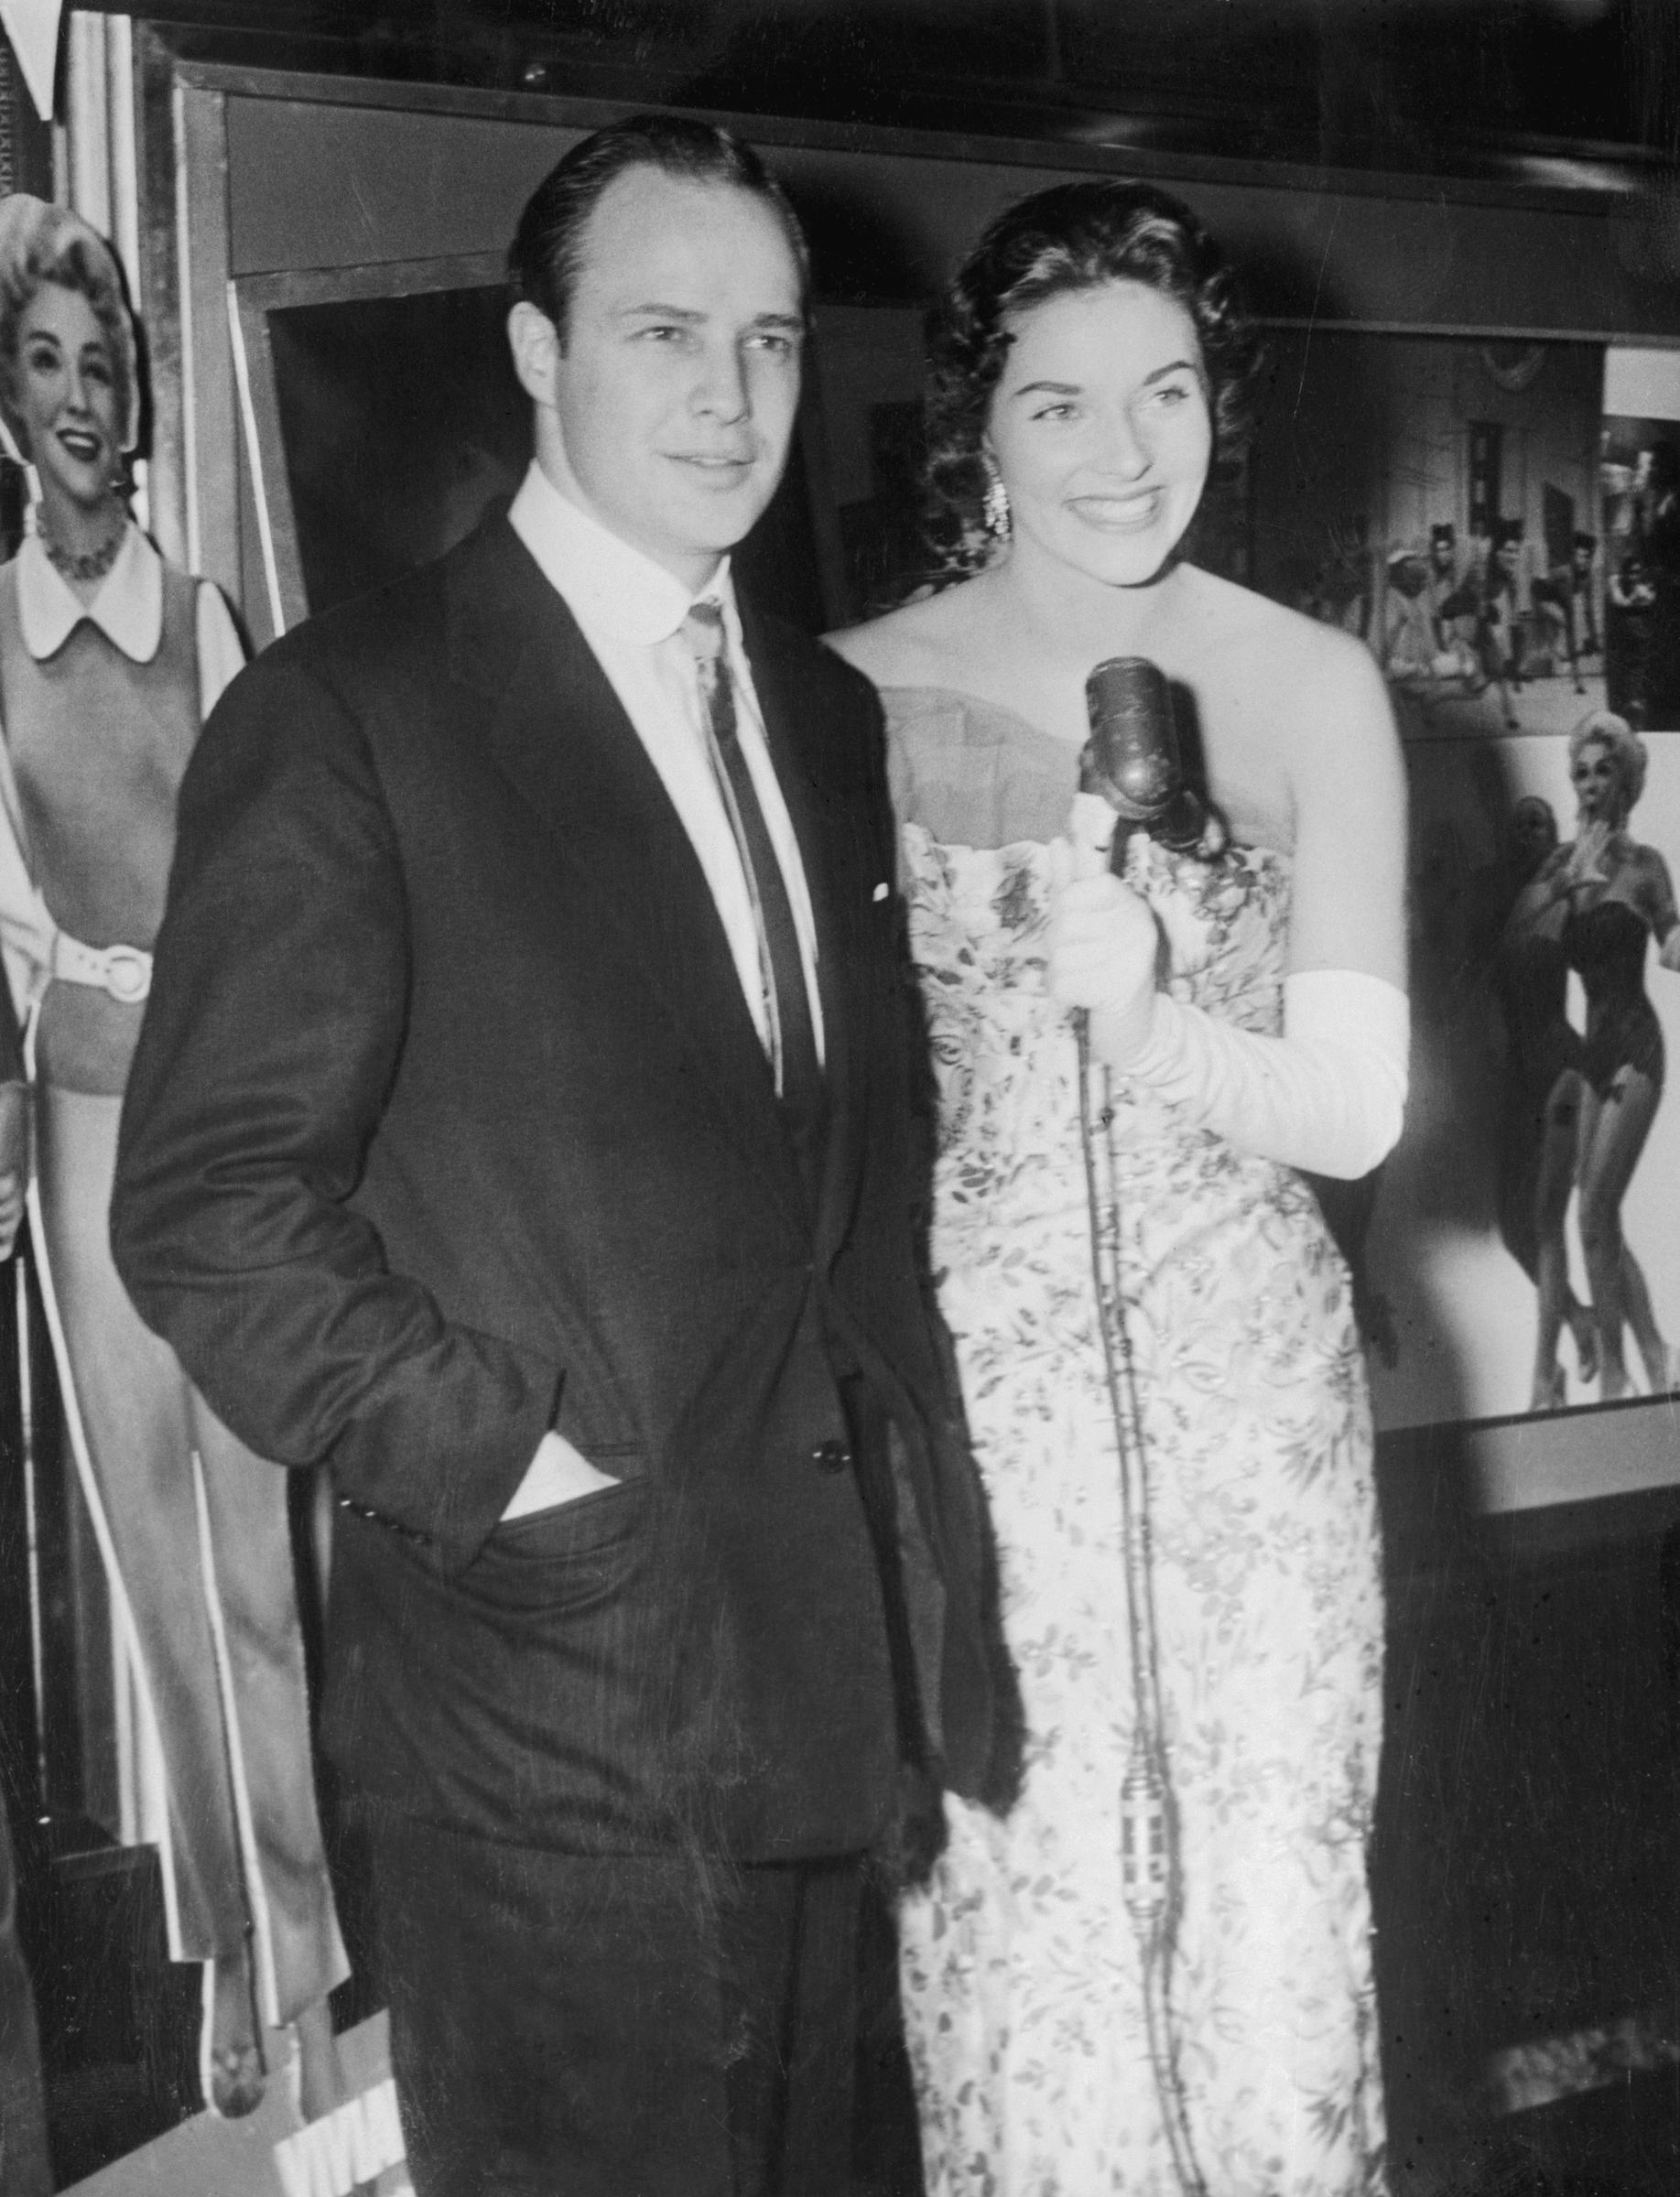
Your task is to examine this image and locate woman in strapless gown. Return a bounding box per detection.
[830,182,1407,2195]
[1537,714,1680,1400]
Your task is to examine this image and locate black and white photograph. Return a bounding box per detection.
[0,8,1675,2197]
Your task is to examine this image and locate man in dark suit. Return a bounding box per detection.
[111,115,1004,2197]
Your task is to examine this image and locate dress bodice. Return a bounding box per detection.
[883,685,1296,1237]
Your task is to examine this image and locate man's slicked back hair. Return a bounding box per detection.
[507,114,809,343]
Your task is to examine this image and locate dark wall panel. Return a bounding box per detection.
[225,90,1680,340]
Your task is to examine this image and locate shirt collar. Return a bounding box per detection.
[507,460,738,648]
[16,523,162,665]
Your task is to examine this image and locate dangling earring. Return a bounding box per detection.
[982,466,1011,541]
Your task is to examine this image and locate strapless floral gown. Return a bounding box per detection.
[885,690,1386,2197]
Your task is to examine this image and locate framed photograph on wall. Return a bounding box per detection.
[1234,330,1680,1435]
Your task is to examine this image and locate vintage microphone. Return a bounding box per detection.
[1074,655,1209,2197]
[1078,655,1206,871]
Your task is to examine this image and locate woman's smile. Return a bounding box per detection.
[14,284,121,526]
[1067,487,1164,533]
[985,278,1212,592]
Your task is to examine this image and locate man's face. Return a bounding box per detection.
[515,168,805,590]
[1430,537,1454,576]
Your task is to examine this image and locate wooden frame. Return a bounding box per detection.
[228,251,505,635]
[228,249,851,640]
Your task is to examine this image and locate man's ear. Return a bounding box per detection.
[507,300,561,407]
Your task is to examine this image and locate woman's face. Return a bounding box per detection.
[13,283,121,520]
[985,277,1212,591]
[1510,798,1557,873]
[1571,737,1622,825]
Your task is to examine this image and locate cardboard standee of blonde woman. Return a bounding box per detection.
[0,192,351,2127]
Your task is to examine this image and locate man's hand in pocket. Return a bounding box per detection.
[501,1431,621,1522]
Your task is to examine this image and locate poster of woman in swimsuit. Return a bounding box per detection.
[1370,726,1680,1429]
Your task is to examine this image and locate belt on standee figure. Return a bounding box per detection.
[46,929,152,1003]
[0,729,152,1011]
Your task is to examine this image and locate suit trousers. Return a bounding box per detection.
[367,1807,870,2197]
[33,1084,347,2022]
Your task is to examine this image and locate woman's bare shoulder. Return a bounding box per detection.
[825,578,992,689]
[1176,567,1393,750]
[1181,566,1372,677]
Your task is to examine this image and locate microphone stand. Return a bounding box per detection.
[1074,816,1209,2197]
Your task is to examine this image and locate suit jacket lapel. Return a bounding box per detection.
[447,519,807,1227]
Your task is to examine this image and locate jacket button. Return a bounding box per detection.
[811,1438,852,1474]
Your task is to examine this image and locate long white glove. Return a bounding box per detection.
[1052,803,1408,1180]
[1120,966,1409,1181]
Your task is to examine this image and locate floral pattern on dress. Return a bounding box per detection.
[897,817,1387,2197]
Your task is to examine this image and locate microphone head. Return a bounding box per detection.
[1080,656,1180,823]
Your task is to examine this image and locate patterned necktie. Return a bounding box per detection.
[682,601,825,1165]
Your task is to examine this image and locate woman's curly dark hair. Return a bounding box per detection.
[919,179,1260,583]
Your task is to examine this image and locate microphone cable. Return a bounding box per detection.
[1057,652,1212,2190]
[1073,844,1211,2197]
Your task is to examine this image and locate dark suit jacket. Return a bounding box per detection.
[112,511,1003,1864]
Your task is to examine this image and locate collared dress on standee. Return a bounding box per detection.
[0,525,347,2028]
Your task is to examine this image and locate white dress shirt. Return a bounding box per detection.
[16,522,245,719]
[504,463,830,1521]
[508,460,824,1064]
